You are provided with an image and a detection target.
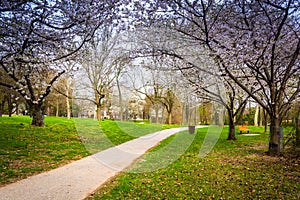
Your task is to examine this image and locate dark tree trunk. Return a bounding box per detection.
[166,112,172,125]
[0,100,4,117]
[31,104,44,126]
[227,112,237,140]
[268,116,281,156]
[15,103,19,115]
[8,106,12,117]
[264,109,268,133]
[259,106,263,127]
[4,94,15,117]
[236,103,246,125]
[7,97,12,117]
[295,107,300,147]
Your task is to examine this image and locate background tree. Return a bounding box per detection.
[177,58,249,140]
[129,65,164,123]
[45,89,65,117]
[77,26,119,120]
[199,101,212,125]
[0,69,23,116]
[52,61,77,120]
[129,56,183,124]
[295,102,300,148]
[114,55,131,121]
[0,87,5,116]
[131,26,247,139]
[287,100,300,148]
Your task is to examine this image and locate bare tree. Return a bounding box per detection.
[78,26,120,120]
[129,56,183,124]
[0,0,119,126]
[114,56,131,121]
[127,63,164,123]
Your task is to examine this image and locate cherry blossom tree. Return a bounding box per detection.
[0,0,120,126]
[214,1,300,155]
[130,0,300,155]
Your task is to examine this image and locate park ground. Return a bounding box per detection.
[0,116,299,199]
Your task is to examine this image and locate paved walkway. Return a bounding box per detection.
[0,126,204,200]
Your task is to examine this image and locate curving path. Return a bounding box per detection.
[0,126,206,200]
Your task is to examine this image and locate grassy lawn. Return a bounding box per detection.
[0,116,177,186]
[76,118,178,154]
[88,127,300,200]
[0,116,89,186]
[1,116,299,199]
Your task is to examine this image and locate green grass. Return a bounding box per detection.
[88,126,300,200]
[0,116,90,186]
[1,117,299,199]
[75,119,178,154]
[0,116,177,186]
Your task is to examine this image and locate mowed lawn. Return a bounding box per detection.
[88,127,300,200]
[0,116,176,186]
[1,116,299,199]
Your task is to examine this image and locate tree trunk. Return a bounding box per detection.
[295,106,300,147]
[258,106,263,126]
[66,83,71,120]
[47,107,51,116]
[96,105,101,120]
[0,100,4,117]
[116,77,123,121]
[268,116,281,156]
[155,105,159,123]
[161,107,165,124]
[7,96,12,117]
[166,112,172,124]
[264,109,268,133]
[31,104,44,126]
[227,110,237,140]
[15,103,19,115]
[186,103,190,125]
[254,105,259,126]
[66,96,71,119]
[236,103,246,125]
[56,99,59,117]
